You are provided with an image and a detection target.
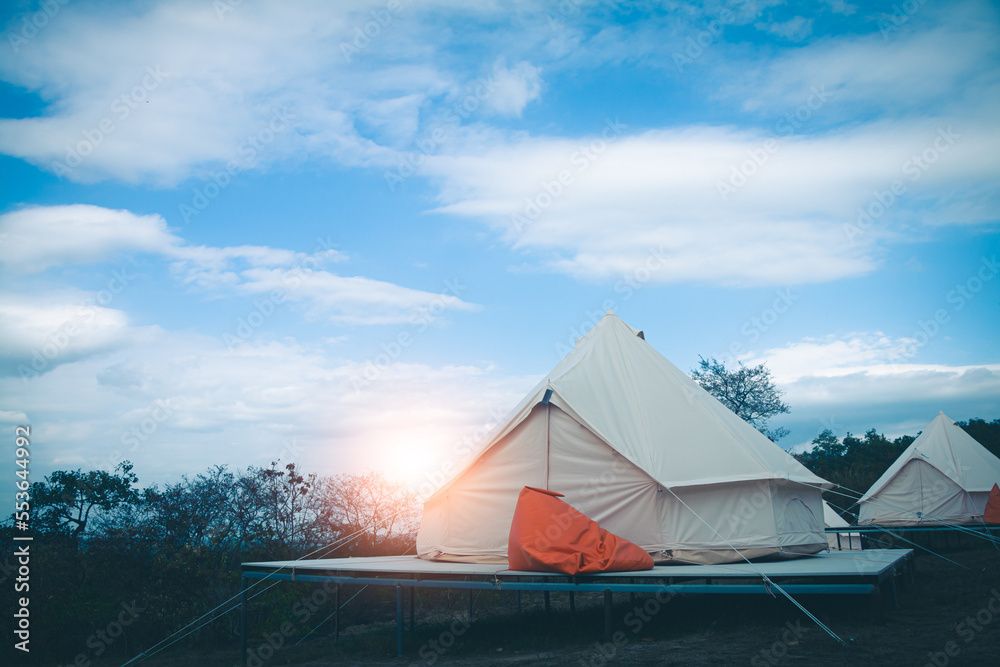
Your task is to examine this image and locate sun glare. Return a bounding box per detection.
[382,441,440,492]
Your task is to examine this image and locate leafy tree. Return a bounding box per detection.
[956,418,1000,458]
[239,461,330,558]
[690,356,790,441]
[31,461,140,540]
[812,429,845,458]
[142,465,243,553]
[796,428,914,517]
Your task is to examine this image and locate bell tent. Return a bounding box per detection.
[416,311,832,566]
[858,411,1000,525]
[823,501,862,551]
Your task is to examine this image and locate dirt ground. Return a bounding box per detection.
[132,543,1000,667]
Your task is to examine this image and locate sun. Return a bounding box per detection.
[382,442,438,492]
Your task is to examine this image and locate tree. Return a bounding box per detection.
[690,356,790,441]
[318,471,419,556]
[811,429,845,458]
[795,428,912,502]
[141,465,242,553]
[956,418,1000,459]
[237,461,328,558]
[31,461,140,541]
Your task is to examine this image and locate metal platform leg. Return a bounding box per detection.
[335,586,340,643]
[870,587,886,623]
[604,590,613,641]
[516,590,522,614]
[544,590,550,614]
[569,591,576,616]
[396,585,404,657]
[890,576,900,609]
[240,576,248,667]
[409,587,415,633]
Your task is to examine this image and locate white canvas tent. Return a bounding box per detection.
[417,311,832,565]
[858,411,1000,525]
[823,501,862,550]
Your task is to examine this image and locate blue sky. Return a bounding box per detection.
[1,0,998,496]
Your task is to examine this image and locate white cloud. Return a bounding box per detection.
[168,243,346,289]
[425,117,999,286]
[0,204,478,325]
[748,332,919,383]
[821,0,857,16]
[757,17,813,41]
[3,329,536,490]
[0,1,431,182]
[779,364,1000,449]
[486,58,543,117]
[0,410,30,424]
[0,205,181,273]
[745,333,1000,448]
[236,267,482,325]
[726,17,1000,117]
[0,291,155,378]
[0,0,546,184]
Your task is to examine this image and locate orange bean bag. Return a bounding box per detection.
[507,486,654,574]
[984,483,1000,525]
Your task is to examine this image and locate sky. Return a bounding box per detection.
[1,0,998,500]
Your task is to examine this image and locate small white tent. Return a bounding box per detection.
[823,501,862,550]
[417,311,832,565]
[858,411,1000,525]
